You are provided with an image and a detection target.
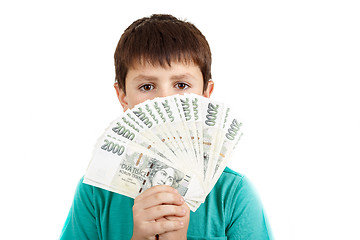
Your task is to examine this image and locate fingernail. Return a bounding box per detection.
[182,208,186,214]
[179,197,184,203]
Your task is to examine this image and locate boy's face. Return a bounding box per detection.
[115,62,214,111]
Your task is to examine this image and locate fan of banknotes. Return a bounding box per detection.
[83,93,243,211]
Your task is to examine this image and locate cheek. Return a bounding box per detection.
[191,82,205,95]
[194,88,204,95]
[189,88,204,96]
[153,173,163,182]
[126,92,151,109]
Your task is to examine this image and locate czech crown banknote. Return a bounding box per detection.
[84,94,243,211]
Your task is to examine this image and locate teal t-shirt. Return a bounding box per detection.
[60,167,273,239]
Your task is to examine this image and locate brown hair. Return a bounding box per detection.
[114,14,212,94]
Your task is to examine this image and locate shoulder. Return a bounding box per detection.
[221,166,245,181]
[222,166,243,176]
[76,176,134,206]
[207,167,263,221]
[215,167,251,195]
[72,176,94,204]
[216,168,274,239]
[60,177,98,239]
[216,167,264,210]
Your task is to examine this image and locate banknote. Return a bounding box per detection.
[114,110,175,163]
[84,130,204,209]
[83,94,243,211]
[130,98,205,194]
[178,94,201,171]
[207,109,243,194]
[158,96,195,161]
[200,97,226,183]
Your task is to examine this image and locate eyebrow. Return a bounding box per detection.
[133,75,158,82]
[133,73,193,82]
[170,74,192,81]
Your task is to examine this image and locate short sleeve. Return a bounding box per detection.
[60,178,100,240]
[225,175,273,240]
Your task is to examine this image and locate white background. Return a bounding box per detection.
[1,0,359,239]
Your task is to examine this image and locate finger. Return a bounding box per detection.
[137,192,185,210]
[150,219,185,236]
[136,185,178,202]
[162,202,190,222]
[133,218,184,237]
[143,205,187,221]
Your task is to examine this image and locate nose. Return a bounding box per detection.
[156,88,174,98]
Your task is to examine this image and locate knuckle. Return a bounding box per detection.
[152,185,164,192]
[137,224,148,234]
[154,193,162,202]
[159,220,170,230]
[155,205,163,213]
[172,193,180,202]
[172,205,179,213]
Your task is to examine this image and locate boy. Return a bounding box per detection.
[60,14,273,239]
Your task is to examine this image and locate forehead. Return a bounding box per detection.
[129,59,199,71]
[126,61,203,81]
[162,167,175,176]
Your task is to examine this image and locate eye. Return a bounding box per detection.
[139,84,154,92]
[175,82,190,90]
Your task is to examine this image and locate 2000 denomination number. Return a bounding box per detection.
[101,139,125,156]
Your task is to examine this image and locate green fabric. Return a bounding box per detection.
[60,167,273,239]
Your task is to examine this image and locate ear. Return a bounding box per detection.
[114,82,128,112]
[202,80,214,98]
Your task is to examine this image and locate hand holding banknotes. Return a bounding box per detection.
[131,185,189,240]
